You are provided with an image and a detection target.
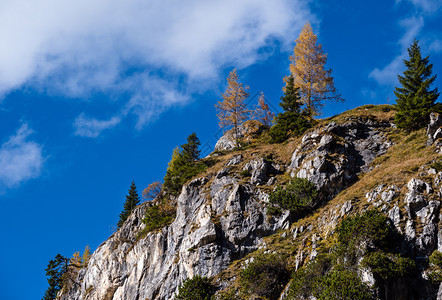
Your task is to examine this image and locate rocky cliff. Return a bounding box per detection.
[58,106,442,300]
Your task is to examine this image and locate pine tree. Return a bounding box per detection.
[117,181,140,228]
[181,132,201,162]
[163,133,205,196]
[216,69,250,142]
[269,75,311,143]
[289,22,342,119]
[42,254,69,300]
[394,40,439,130]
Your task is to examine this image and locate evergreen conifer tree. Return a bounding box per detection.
[394,40,439,130]
[42,254,69,300]
[117,181,140,228]
[181,132,201,162]
[164,133,204,196]
[269,75,311,143]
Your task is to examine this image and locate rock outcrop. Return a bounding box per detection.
[214,120,264,151]
[427,112,442,153]
[290,118,393,201]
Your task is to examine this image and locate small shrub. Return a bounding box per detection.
[176,275,215,300]
[428,251,442,282]
[289,254,333,299]
[141,201,175,233]
[362,252,415,281]
[240,253,290,300]
[240,169,251,178]
[317,269,374,300]
[337,210,393,252]
[430,251,442,268]
[289,261,373,300]
[268,177,318,216]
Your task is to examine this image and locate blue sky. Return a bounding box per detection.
[0,0,441,298]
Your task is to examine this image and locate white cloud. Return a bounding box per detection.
[0,124,44,191]
[121,74,191,130]
[0,0,314,127]
[74,114,122,138]
[369,54,406,86]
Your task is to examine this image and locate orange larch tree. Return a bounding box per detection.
[142,181,163,202]
[253,92,275,127]
[289,22,342,119]
[215,69,250,141]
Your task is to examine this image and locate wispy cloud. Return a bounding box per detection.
[429,39,442,53]
[0,124,44,191]
[369,16,424,86]
[0,0,314,132]
[74,114,122,138]
[396,0,442,14]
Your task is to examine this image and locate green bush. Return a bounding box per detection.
[268,177,318,216]
[362,252,415,281]
[176,275,214,300]
[240,169,251,178]
[289,262,373,300]
[428,251,442,282]
[337,210,392,252]
[430,251,442,268]
[317,270,374,300]
[240,253,290,300]
[142,203,175,233]
[289,254,333,299]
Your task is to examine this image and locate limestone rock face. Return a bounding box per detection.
[427,112,442,153]
[59,174,288,300]
[214,120,264,151]
[403,177,441,255]
[290,118,393,201]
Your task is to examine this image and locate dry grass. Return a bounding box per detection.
[327,104,396,124]
[334,128,439,204]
